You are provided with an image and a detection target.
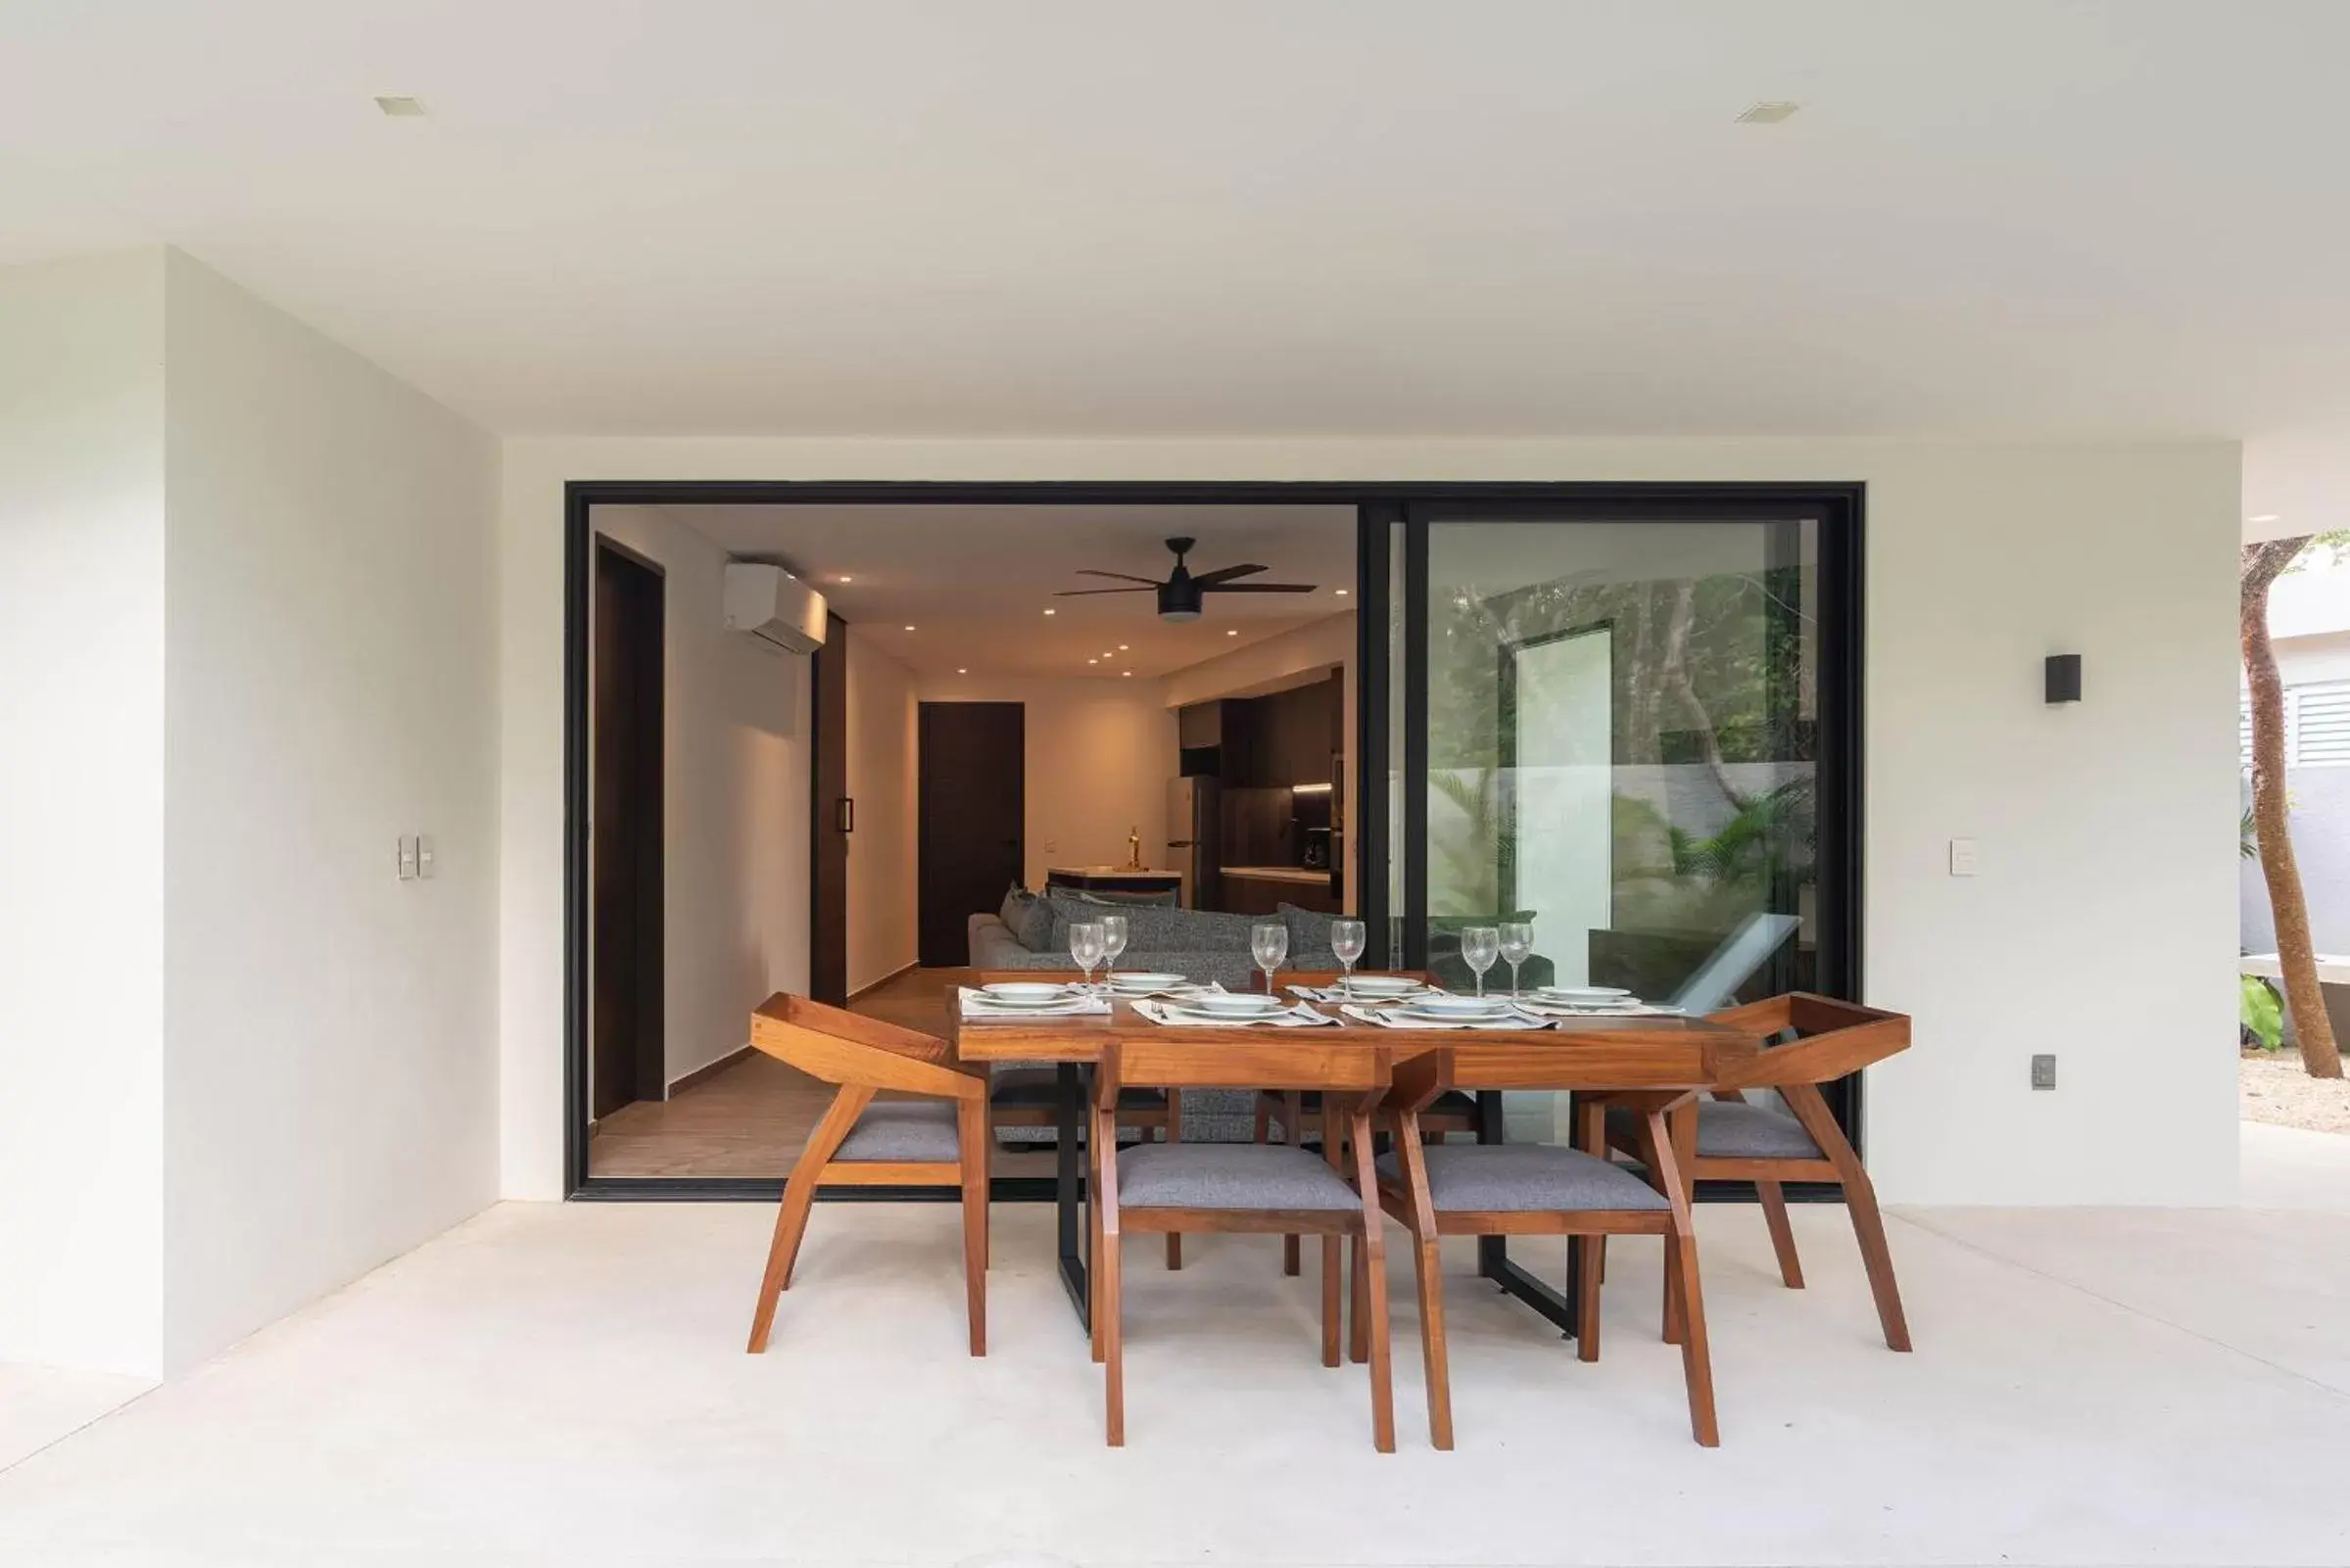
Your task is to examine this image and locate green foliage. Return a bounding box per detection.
[2241,806,2258,860]
[1666,778,1817,886]
[2240,974,2284,1051]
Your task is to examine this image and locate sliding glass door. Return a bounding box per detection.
[1370,497,1860,1144]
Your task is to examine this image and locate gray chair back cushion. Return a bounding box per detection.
[1375,1143,1669,1212]
[1118,1142,1363,1211]
[834,1101,961,1163]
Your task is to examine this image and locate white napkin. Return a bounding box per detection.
[1287,982,1432,1003]
[1132,999,1339,1028]
[1514,1000,1686,1020]
[958,986,1113,1020]
[1337,1004,1553,1031]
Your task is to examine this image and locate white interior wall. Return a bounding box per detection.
[845,627,918,993]
[501,439,2239,1207]
[0,252,168,1377]
[159,253,503,1371]
[592,507,809,1085]
[914,676,1179,892]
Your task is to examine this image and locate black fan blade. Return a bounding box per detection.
[1191,562,1268,586]
[1053,586,1156,595]
[1200,581,1317,594]
[1075,569,1163,585]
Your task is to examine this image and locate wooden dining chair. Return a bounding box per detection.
[1600,992,1912,1352]
[1249,972,1469,1276]
[973,969,1184,1269]
[1090,1035,1398,1450]
[1377,1044,1722,1449]
[743,993,990,1357]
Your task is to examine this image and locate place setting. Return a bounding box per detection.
[956,980,1112,1020]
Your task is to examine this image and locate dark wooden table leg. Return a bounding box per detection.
[1475,1087,1580,1339]
[1056,1060,1092,1332]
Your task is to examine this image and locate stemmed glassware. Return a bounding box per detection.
[1069,921,1107,994]
[1099,913,1128,987]
[1251,921,1290,996]
[1498,920,1535,998]
[1330,918,1367,998]
[1460,926,1501,998]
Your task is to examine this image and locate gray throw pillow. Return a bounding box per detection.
[1279,902,1340,964]
[1000,887,1055,951]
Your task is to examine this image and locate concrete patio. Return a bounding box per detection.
[0,1125,2342,1568]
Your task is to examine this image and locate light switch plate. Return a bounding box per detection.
[2031,1053,2056,1090]
[1948,837,1979,877]
[397,835,419,880]
[417,834,436,879]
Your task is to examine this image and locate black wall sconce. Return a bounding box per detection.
[2044,654,2083,705]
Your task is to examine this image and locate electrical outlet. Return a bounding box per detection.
[2031,1053,2056,1090]
[397,835,419,880]
[1948,837,1979,877]
[417,834,437,879]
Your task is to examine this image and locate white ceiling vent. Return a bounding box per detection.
[1736,101,1800,124]
[373,95,428,118]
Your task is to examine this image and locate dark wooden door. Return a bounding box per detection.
[809,610,850,1005]
[592,541,665,1119]
[919,701,1025,967]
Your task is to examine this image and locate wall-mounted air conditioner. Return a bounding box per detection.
[722,562,828,655]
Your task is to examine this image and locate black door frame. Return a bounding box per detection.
[561,480,1863,1202]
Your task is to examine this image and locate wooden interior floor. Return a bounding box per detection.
[589,968,1057,1181]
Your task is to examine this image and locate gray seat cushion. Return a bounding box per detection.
[1607,1101,1824,1160]
[834,1101,961,1163]
[1118,1142,1364,1211]
[990,1068,1166,1113]
[1375,1143,1669,1212]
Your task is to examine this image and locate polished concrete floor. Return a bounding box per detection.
[0,1124,2345,1567]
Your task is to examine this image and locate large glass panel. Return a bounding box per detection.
[1419,517,1819,1057]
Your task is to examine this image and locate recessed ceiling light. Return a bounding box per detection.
[1118,643,1129,651]
[1088,658,1098,665]
[836,575,854,584]
[2249,513,2281,524]
[1736,100,1799,125]
[903,625,916,632]
[1102,650,1115,657]
[1334,589,1349,596]
[1123,670,1132,678]
[1043,607,1056,616]
[1226,630,1238,637]
[373,95,428,118]
[957,667,968,675]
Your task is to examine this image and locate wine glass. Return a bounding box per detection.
[1251,921,1290,996]
[1068,921,1106,994]
[1330,918,1367,998]
[1498,921,1534,998]
[1460,926,1501,998]
[1099,913,1128,987]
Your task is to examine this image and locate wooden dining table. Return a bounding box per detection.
[948,990,1762,1337]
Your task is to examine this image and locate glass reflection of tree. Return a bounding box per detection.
[1428,563,1813,931]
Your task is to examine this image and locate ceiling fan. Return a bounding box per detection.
[1056,537,1318,622]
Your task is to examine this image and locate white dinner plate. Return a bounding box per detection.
[1175,992,1289,1018]
[1107,971,1190,991]
[1336,975,1424,998]
[1535,985,1633,1005]
[967,995,1098,1017]
[977,982,1080,1006]
[1405,992,1515,1018]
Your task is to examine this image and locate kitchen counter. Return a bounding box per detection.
[1047,866,1177,881]
[1219,866,1331,886]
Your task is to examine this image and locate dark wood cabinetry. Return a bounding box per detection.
[1218,673,1340,788]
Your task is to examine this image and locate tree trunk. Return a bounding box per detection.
[2242,538,2343,1078]
[1661,581,1753,811]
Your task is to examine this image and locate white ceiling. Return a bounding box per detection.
[664,502,1354,678]
[8,2,2350,499]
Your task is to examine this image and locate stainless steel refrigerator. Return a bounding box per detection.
[1166,776,1222,910]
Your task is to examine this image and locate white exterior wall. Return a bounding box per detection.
[0,252,169,1377]
[500,438,2240,1207]
[159,253,503,1370]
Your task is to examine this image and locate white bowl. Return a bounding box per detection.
[1406,992,1513,1017]
[1536,985,1632,1004]
[1107,971,1189,991]
[1181,992,1289,1017]
[981,981,1077,1004]
[1339,975,1423,998]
